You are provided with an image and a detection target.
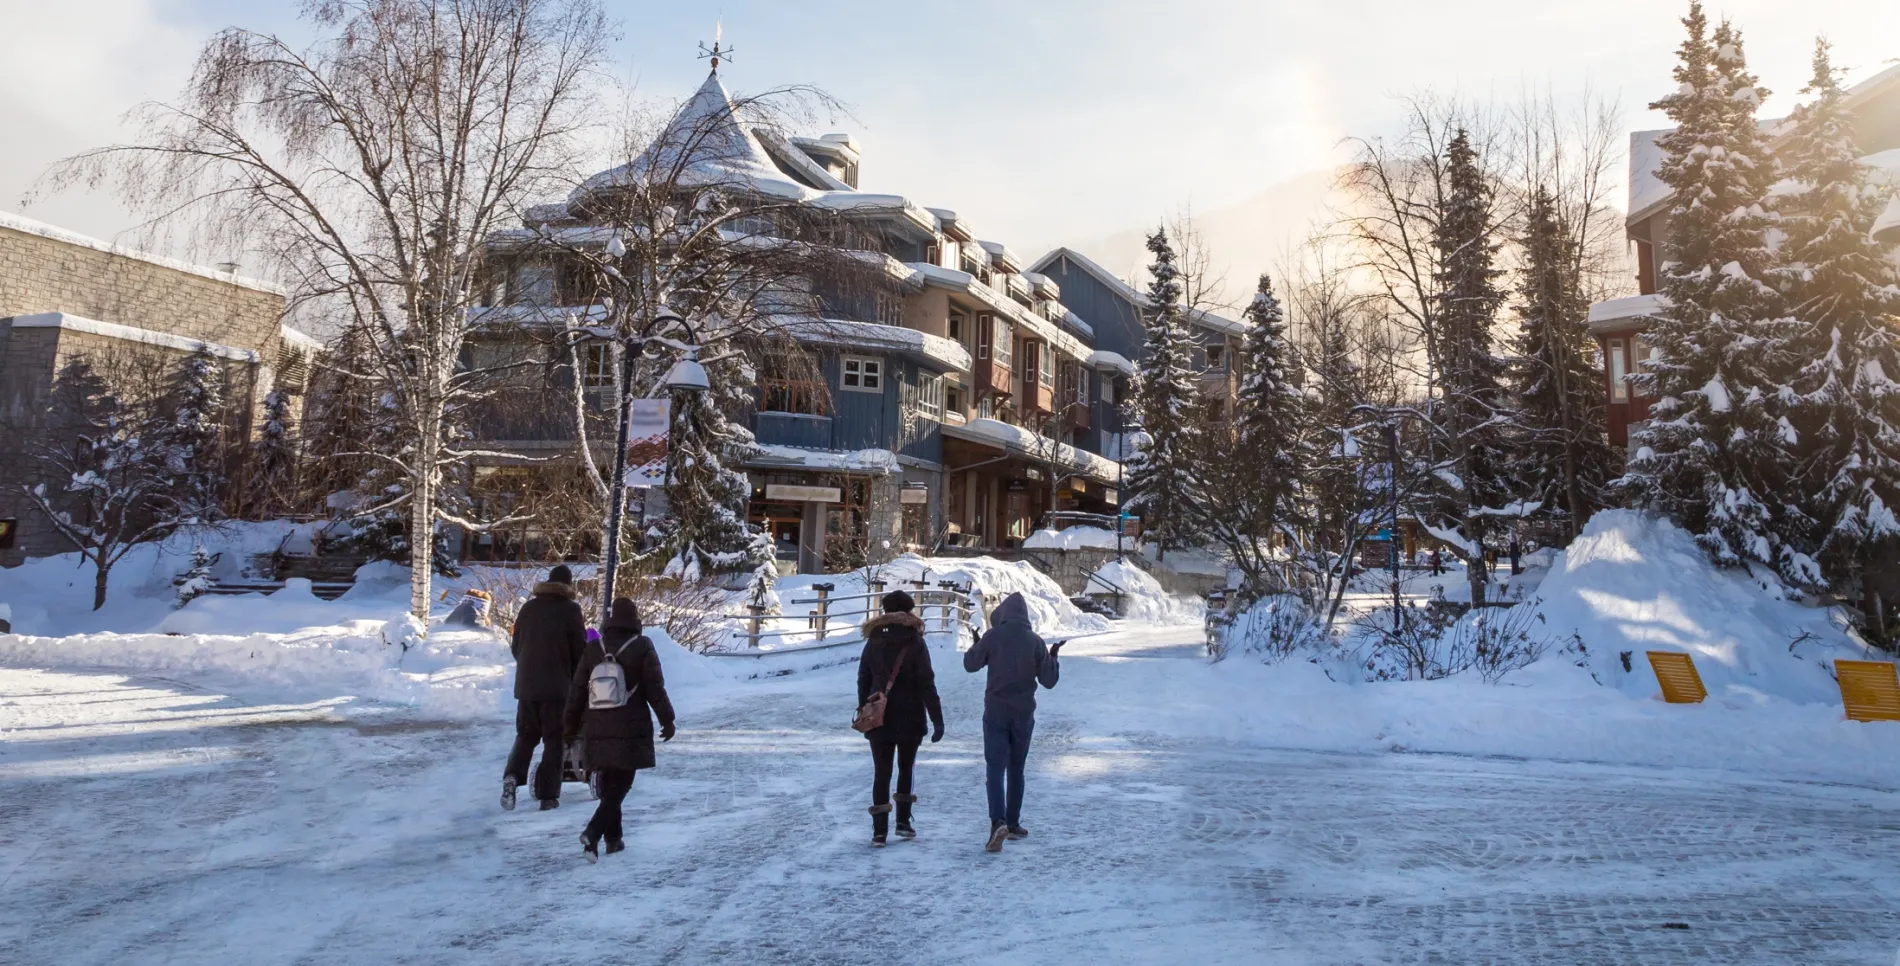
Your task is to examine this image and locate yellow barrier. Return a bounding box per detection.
[1834,660,1900,723]
[1646,651,1707,704]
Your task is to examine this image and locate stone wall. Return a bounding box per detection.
[0,216,288,567]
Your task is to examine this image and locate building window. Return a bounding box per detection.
[581,345,614,387]
[992,316,1013,367]
[1071,366,1090,407]
[761,378,829,416]
[945,385,963,416]
[976,313,991,359]
[1040,346,1055,388]
[1631,335,1649,385]
[1609,338,1629,403]
[978,395,994,420]
[875,290,905,326]
[1207,344,1225,370]
[913,372,944,421]
[949,310,967,344]
[841,356,882,393]
[1191,343,1208,370]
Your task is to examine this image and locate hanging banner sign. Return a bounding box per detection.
[624,399,671,488]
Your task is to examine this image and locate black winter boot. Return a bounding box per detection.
[869,803,892,847]
[580,832,599,864]
[894,793,917,840]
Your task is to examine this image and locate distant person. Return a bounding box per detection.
[565,598,674,862]
[1509,535,1522,576]
[503,565,586,812]
[1429,548,1443,576]
[855,590,945,847]
[963,592,1062,853]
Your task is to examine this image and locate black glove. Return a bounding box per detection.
[660,722,676,742]
[930,721,945,743]
[1049,641,1066,657]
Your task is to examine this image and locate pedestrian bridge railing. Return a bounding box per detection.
[705,579,981,661]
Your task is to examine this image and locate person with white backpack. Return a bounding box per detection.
[563,597,675,863]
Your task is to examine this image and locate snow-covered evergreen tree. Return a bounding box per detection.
[649,351,772,582]
[250,388,300,516]
[1124,227,1206,556]
[1775,39,1900,626]
[1203,273,1305,595]
[1622,5,1808,583]
[1427,128,1516,604]
[1510,186,1612,540]
[175,544,216,608]
[158,349,228,525]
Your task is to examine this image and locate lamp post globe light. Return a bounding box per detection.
[594,306,706,616]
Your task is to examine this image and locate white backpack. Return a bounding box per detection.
[587,638,640,710]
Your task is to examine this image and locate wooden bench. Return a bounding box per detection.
[1834,660,1900,723]
[1646,651,1708,704]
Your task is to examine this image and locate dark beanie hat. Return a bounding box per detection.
[549,564,574,585]
[881,590,914,614]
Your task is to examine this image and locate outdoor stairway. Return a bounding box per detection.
[200,551,371,602]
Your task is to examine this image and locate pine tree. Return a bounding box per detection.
[1203,273,1305,596]
[1510,186,1613,541]
[1623,5,1806,581]
[648,355,773,582]
[1124,227,1207,556]
[175,544,216,608]
[158,349,228,525]
[1428,128,1516,604]
[250,388,300,516]
[1776,39,1900,629]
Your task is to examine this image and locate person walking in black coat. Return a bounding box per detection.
[503,565,587,811]
[963,592,1061,852]
[857,590,944,847]
[564,598,675,862]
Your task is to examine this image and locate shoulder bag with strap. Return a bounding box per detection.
[852,647,908,734]
[588,637,642,710]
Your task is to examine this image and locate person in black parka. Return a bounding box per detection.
[564,597,675,862]
[857,590,945,847]
[504,565,587,811]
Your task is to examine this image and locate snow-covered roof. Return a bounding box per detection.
[976,239,1023,273]
[805,192,939,238]
[0,209,286,296]
[574,70,818,205]
[941,418,1121,484]
[279,325,325,352]
[1586,293,1669,332]
[1059,308,1094,341]
[1022,271,1060,301]
[1874,195,1900,244]
[9,312,261,362]
[747,444,898,476]
[766,315,972,372]
[927,207,975,242]
[753,127,854,192]
[1088,349,1135,375]
[1029,246,1242,336]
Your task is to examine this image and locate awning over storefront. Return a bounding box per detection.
[940,418,1121,486]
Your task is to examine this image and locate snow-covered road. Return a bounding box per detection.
[3,624,1899,965]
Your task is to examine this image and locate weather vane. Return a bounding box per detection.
[697,21,732,72]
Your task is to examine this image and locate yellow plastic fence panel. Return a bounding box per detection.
[1834,660,1900,723]
[1646,651,1707,704]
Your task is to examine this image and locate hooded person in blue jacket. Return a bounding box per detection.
[962,592,1062,852]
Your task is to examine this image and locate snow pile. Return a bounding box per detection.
[1087,559,1200,624]
[1022,526,1127,551]
[1531,509,1871,705]
[0,624,515,717]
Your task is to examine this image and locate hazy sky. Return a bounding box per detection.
[3,0,1896,281]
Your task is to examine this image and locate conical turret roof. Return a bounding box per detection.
[574,70,812,203]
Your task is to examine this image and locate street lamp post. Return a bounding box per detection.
[588,307,710,617]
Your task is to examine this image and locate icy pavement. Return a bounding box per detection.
[3,627,1900,965]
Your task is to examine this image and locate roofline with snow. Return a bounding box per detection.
[9,312,262,363]
[0,210,287,297]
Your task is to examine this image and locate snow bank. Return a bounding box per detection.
[1532,510,1871,705]
[773,553,1108,640]
[1023,526,1127,551]
[1087,559,1199,624]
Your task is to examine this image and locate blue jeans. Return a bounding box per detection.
[982,715,1035,827]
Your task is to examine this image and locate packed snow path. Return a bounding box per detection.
[4,626,1899,965]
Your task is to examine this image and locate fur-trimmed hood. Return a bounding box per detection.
[862,611,925,639]
[532,581,576,599]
